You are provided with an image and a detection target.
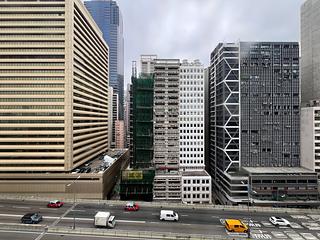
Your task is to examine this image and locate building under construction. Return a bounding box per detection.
[120,73,155,201]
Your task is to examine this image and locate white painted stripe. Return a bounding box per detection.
[12,206,30,209]
[70,210,86,212]
[116,220,146,224]
[151,213,158,216]
[39,208,57,211]
[181,214,188,217]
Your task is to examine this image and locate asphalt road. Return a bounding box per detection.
[0,199,320,239]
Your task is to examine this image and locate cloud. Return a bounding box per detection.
[115,0,304,87]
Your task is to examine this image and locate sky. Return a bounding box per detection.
[115,0,304,87]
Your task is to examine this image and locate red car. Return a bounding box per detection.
[47,200,64,208]
[124,202,139,211]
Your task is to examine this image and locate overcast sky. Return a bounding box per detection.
[115,0,304,87]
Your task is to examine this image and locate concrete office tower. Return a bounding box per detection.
[85,0,124,120]
[115,120,125,148]
[0,0,109,172]
[301,0,320,176]
[179,60,212,204]
[301,104,320,174]
[141,55,157,75]
[301,0,320,107]
[124,84,131,148]
[179,60,205,170]
[111,92,119,148]
[153,59,181,200]
[209,42,314,205]
[108,87,114,149]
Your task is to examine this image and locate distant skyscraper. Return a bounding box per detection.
[85,0,124,120]
[209,42,305,204]
[301,0,320,107]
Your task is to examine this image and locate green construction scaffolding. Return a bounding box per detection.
[120,74,155,201]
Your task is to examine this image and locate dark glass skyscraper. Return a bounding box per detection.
[209,42,302,205]
[85,0,124,119]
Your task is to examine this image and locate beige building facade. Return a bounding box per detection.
[0,0,109,172]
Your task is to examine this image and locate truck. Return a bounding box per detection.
[94,211,116,228]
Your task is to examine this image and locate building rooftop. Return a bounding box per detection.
[181,171,210,177]
[242,167,314,174]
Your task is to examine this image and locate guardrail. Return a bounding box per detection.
[48,226,237,240]
[0,193,319,215]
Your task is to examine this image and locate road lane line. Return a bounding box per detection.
[116,220,146,224]
[152,213,158,215]
[12,206,31,209]
[39,208,57,211]
[70,209,86,212]
[181,214,188,217]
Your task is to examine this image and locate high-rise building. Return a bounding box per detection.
[85,0,124,120]
[120,74,155,201]
[153,59,181,200]
[300,0,320,178]
[111,92,119,147]
[108,86,114,149]
[0,0,109,172]
[179,60,211,204]
[301,103,320,174]
[301,0,320,107]
[209,42,317,205]
[115,120,125,148]
[140,55,157,75]
[179,60,205,171]
[124,84,131,148]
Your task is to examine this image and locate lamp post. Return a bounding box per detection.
[67,175,80,230]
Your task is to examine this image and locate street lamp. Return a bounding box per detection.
[67,175,81,230]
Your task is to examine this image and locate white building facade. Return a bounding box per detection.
[179,60,212,204]
[301,104,320,174]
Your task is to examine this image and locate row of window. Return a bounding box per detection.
[183,194,210,199]
[183,179,210,184]
[180,75,204,79]
[183,186,209,191]
[180,160,204,164]
[180,68,204,73]
[0,105,63,109]
[180,129,204,134]
[180,148,204,152]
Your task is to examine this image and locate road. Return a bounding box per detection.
[0,199,319,239]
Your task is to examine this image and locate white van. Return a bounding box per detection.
[160,210,179,221]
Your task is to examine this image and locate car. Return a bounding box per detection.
[225,219,249,233]
[124,202,139,211]
[269,216,291,227]
[47,200,64,208]
[21,213,42,224]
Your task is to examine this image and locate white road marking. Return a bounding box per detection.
[271,231,288,239]
[181,214,188,217]
[116,220,146,224]
[261,221,273,227]
[70,209,86,212]
[291,215,311,220]
[39,208,57,211]
[300,232,318,240]
[151,213,158,216]
[12,206,30,209]
[211,216,219,218]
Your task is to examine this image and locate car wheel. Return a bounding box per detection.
[287,224,290,227]
[174,219,177,222]
[244,230,248,233]
[160,218,164,221]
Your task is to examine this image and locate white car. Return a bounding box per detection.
[269,216,291,227]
